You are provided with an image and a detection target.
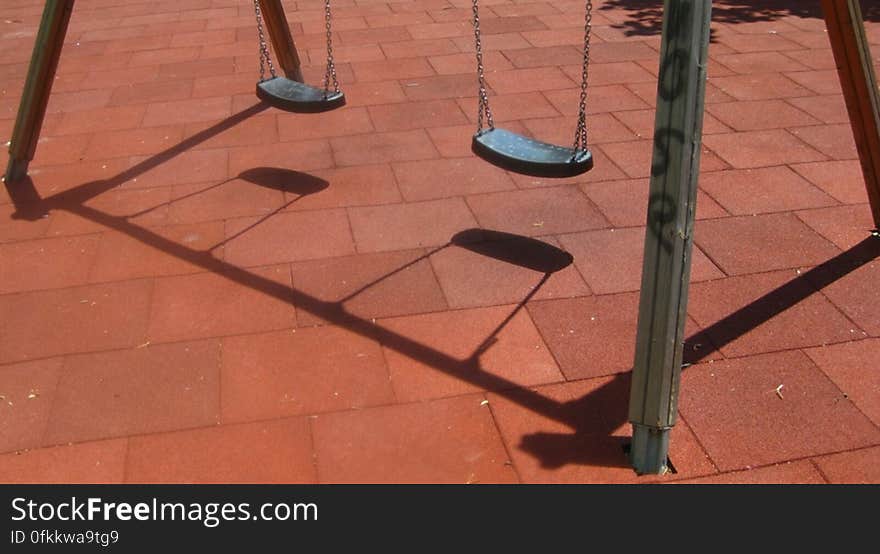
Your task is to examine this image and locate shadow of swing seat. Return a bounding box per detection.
[451,229,574,274]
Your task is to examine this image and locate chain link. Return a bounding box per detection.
[322,0,340,94]
[471,0,494,132]
[253,0,276,81]
[471,0,592,151]
[573,0,593,152]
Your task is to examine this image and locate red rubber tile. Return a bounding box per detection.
[0,358,62,454]
[486,67,575,95]
[709,72,811,101]
[695,212,841,275]
[400,74,477,101]
[790,160,871,204]
[812,446,880,484]
[126,418,317,483]
[428,51,513,75]
[127,148,229,189]
[586,62,657,87]
[55,105,147,135]
[601,139,728,178]
[613,108,730,138]
[796,205,877,250]
[707,99,820,131]
[789,124,858,161]
[166,179,284,224]
[379,305,563,402]
[456,91,561,123]
[679,351,880,471]
[559,227,724,295]
[487,377,716,483]
[353,57,434,83]
[47,187,173,237]
[406,21,472,40]
[524,113,637,144]
[392,157,515,201]
[480,15,548,35]
[0,235,100,294]
[311,394,519,483]
[545,85,650,116]
[84,124,185,160]
[688,269,859,357]
[715,32,803,54]
[45,89,113,115]
[698,166,836,215]
[583,178,728,227]
[147,265,295,343]
[348,198,478,252]
[184,114,278,150]
[503,45,585,68]
[221,327,394,422]
[331,129,439,166]
[787,94,849,124]
[527,293,712,380]
[0,279,152,364]
[89,221,225,282]
[44,339,220,445]
[674,461,826,484]
[429,236,590,309]
[784,69,843,95]
[0,439,127,484]
[229,140,334,175]
[715,51,809,73]
[290,248,447,326]
[332,81,409,108]
[381,38,460,59]
[109,79,194,107]
[141,96,231,127]
[818,256,880,337]
[0,205,51,243]
[465,186,608,237]
[276,107,375,141]
[703,129,826,169]
[804,339,880,427]
[222,209,355,267]
[369,99,468,132]
[289,164,403,210]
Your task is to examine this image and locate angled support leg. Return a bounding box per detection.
[821,0,880,227]
[4,0,75,185]
[257,0,304,82]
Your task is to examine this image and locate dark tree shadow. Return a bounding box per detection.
[599,0,880,38]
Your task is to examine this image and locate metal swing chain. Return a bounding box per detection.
[471,0,494,133]
[573,0,593,153]
[253,0,277,81]
[322,0,340,94]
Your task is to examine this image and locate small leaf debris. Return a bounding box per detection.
[775,384,784,399]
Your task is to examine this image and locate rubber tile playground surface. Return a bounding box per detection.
[1,0,879,484]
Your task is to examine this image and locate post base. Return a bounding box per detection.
[630,424,671,475]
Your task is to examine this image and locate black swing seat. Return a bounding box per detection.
[256,76,345,113]
[472,127,593,178]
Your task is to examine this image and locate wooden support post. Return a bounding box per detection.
[627,0,713,475]
[4,0,75,185]
[821,0,880,227]
[258,0,304,82]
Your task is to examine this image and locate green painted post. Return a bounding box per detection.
[627,0,713,475]
[4,0,75,185]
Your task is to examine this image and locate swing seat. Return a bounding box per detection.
[472,128,593,178]
[256,76,345,113]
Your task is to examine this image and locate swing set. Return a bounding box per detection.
[3,0,880,475]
